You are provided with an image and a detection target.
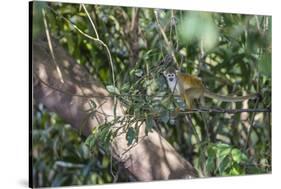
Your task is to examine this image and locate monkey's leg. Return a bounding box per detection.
[184,88,204,109]
[183,93,193,109]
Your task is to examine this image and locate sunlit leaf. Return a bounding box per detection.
[259,53,271,76]
[145,115,154,132]
[218,156,231,174]
[160,110,170,124]
[229,165,241,176]
[126,127,136,145]
[231,148,248,163]
[106,85,120,95]
[134,69,144,77]
[206,157,215,172]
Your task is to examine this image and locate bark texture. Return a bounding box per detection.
[32,36,197,181]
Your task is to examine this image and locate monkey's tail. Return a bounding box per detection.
[204,89,258,102]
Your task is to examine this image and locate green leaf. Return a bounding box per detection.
[161,97,172,108]
[240,152,248,162]
[106,85,120,95]
[259,53,271,76]
[145,116,154,133]
[231,148,248,163]
[90,100,97,109]
[206,157,215,172]
[51,175,68,187]
[216,143,231,159]
[160,110,170,124]
[229,165,241,176]
[121,83,130,91]
[218,156,231,174]
[134,69,144,77]
[126,127,136,145]
[84,134,97,149]
[103,130,112,147]
[215,143,230,149]
[218,147,231,159]
[207,144,217,157]
[143,49,154,60]
[231,148,241,163]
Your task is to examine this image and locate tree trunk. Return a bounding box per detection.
[32,35,197,181]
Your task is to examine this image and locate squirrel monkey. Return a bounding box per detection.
[163,70,258,109]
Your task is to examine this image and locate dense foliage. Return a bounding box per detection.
[32,1,271,187]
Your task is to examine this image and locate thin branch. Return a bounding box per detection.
[82,4,100,39]
[42,8,64,83]
[154,10,179,67]
[184,115,201,142]
[35,74,271,115]
[184,114,207,177]
[34,73,103,99]
[178,108,271,114]
[121,135,146,156]
[47,6,116,92]
[254,15,261,33]
[245,100,260,152]
[80,4,118,118]
[198,39,205,75]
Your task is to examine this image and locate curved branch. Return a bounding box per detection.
[32,36,197,181]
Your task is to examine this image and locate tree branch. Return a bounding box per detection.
[32,36,197,181]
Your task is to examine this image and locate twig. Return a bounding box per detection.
[82,4,99,39]
[81,4,118,118]
[110,147,120,182]
[35,75,272,116]
[42,8,64,83]
[121,135,146,156]
[55,161,84,168]
[36,75,271,108]
[184,114,208,177]
[154,10,179,67]
[184,115,201,142]
[47,6,116,94]
[200,111,209,141]
[198,39,205,75]
[254,15,261,33]
[178,108,271,114]
[245,100,260,152]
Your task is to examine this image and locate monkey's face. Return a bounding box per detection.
[164,72,176,82]
[163,71,180,95]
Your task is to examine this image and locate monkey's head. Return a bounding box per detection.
[163,67,177,81]
[163,71,176,82]
[163,68,180,94]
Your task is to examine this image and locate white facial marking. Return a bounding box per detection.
[164,72,179,95]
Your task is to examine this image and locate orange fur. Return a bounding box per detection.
[164,70,257,109]
[176,72,204,108]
